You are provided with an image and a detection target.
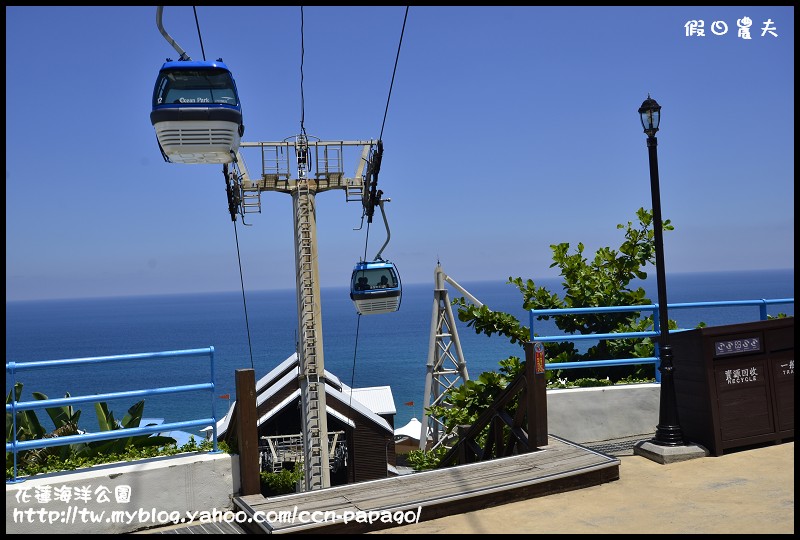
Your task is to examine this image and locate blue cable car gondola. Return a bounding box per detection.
[150,59,244,164]
[350,260,402,315]
[350,142,401,315]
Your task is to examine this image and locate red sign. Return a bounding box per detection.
[534,342,545,374]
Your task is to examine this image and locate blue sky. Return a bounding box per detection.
[6,6,794,302]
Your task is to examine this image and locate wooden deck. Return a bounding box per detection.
[153,521,247,534]
[233,435,620,534]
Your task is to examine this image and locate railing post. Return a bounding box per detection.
[208,346,219,453]
[525,342,548,447]
[235,368,260,496]
[457,425,471,464]
[9,361,19,483]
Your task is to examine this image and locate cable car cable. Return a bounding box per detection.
[363,7,405,224]
[223,164,256,370]
[299,7,307,139]
[377,6,408,141]
[192,7,207,61]
[232,219,256,371]
[348,8,407,317]
[346,312,362,432]
[295,8,312,173]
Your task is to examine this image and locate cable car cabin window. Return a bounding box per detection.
[375,273,397,289]
[352,269,398,291]
[153,69,239,108]
[350,261,401,315]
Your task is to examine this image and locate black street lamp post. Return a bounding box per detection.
[639,95,684,446]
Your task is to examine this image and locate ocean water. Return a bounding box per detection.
[5,269,793,433]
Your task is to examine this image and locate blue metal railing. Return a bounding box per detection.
[530,298,794,382]
[6,347,219,483]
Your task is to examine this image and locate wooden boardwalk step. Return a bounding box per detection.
[233,435,620,534]
[151,520,247,534]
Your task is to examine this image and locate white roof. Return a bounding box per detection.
[394,417,430,440]
[255,353,344,392]
[342,386,397,415]
[256,389,356,429]
[214,353,394,437]
[326,384,393,434]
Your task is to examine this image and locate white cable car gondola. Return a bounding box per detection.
[150,7,243,165]
[150,59,244,164]
[349,184,402,315]
[350,260,402,315]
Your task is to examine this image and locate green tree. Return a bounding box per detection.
[455,207,674,382]
[408,208,673,470]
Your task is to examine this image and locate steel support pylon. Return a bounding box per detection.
[420,264,471,450]
[293,181,331,490]
[233,139,376,491]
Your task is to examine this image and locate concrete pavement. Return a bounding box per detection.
[372,440,794,535]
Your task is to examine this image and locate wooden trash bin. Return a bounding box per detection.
[669,318,794,456]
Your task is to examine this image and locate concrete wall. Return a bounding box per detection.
[546,383,660,444]
[6,384,660,534]
[6,451,239,535]
[399,383,661,453]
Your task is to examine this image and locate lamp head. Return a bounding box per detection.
[638,94,661,137]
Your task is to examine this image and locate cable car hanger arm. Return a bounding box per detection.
[156,6,191,61]
[364,141,383,222]
[373,196,392,262]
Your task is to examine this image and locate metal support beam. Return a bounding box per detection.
[293,181,330,490]
[420,264,472,450]
[232,139,376,491]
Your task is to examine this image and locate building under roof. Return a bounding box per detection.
[215,353,398,485]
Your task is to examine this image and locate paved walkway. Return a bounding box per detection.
[371,440,794,534]
[140,438,793,535]
[233,435,619,534]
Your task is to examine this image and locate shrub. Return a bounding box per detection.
[260,462,304,496]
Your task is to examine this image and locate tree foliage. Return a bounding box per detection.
[455,207,675,382]
[409,208,673,470]
[260,462,304,496]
